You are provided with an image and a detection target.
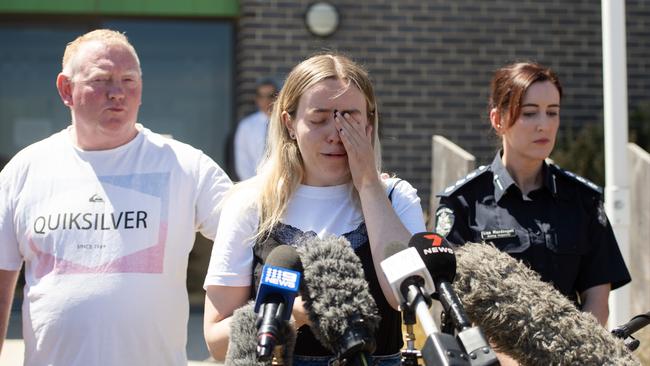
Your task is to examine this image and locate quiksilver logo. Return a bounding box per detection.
[89,194,104,203]
[32,211,148,234]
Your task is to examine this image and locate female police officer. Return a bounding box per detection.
[434,61,630,326]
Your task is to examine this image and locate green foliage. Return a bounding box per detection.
[552,103,650,187]
[552,123,606,186]
[629,103,650,150]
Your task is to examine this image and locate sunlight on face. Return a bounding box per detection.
[290,78,368,186]
[502,80,560,164]
[68,41,142,150]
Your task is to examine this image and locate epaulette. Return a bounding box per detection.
[437,165,490,197]
[550,164,603,196]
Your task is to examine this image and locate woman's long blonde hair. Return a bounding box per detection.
[253,53,382,239]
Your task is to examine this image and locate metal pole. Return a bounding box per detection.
[601,0,630,329]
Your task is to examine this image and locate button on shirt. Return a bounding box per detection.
[435,152,631,303]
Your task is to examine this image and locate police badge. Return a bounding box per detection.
[435,207,455,237]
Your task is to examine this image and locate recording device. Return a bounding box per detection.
[453,242,639,365]
[408,232,498,366]
[381,242,471,366]
[611,311,650,351]
[296,235,380,366]
[225,301,296,366]
[254,245,302,361]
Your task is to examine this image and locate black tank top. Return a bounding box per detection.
[251,222,403,356]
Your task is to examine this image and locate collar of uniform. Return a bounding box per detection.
[541,160,558,198]
[491,152,558,202]
[490,151,517,202]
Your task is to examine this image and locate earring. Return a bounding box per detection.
[289,133,295,139]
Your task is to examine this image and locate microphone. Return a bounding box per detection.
[612,311,650,339]
[296,235,380,365]
[225,301,297,366]
[380,242,473,366]
[611,312,650,351]
[453,242,640,365]
[254,245,302,361]
[409,232,497,365]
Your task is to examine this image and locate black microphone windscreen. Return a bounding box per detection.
[225,301,297,366]
[265,244,303,272]
[453,242,639,365]
[297,234,380,355]
[408,232,456,283]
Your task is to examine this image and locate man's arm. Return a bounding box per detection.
[0,269,19,356]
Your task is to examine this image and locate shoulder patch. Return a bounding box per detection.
[434,207,455,237]
[436,165,490,197]
[550,164,603,195]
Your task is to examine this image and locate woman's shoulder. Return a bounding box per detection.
[222,180,261,215]
[435,165,493,199]
[383,176,418,198]
[548,163,603,198]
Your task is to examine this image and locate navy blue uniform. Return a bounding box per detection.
[435,152,631,304]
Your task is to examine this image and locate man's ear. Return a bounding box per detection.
[56,73,73,107]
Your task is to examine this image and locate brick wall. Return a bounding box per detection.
[235,0,650,208]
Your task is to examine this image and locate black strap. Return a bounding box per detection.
[388,179,404,202]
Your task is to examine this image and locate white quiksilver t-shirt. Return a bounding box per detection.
[0,125,232,366]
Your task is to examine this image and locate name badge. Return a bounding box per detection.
[480,229,516,240]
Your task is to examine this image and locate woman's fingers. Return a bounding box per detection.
[335,111,368,146]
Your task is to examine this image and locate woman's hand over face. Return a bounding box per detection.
[334,111,379,191]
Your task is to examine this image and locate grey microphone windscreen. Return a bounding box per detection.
[453,242,639,365]
[297,234,380,355]
[225,301,296,366]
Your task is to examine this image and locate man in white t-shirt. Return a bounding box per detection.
[0,29,232,366]
[233,79,277,180]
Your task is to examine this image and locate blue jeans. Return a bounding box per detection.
[293,352,402,366]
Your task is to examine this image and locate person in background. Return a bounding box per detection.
[0,29,232,365]
[435,61,631,325]
[234,79,278,180]
[203,53,426,366]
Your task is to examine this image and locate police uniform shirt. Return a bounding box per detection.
[435,152,631,303]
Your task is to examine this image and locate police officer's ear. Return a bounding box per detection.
[490,108,503,135]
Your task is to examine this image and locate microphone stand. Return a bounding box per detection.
[400,305,421,366]
[403,284,471,366]
[271,342,287,366]
[611,311,650,352]
[436,282,499,366]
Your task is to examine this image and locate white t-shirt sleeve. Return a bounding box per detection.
[204,186,259,288]
[386,178,426,234]
[0,158,24,270]
[194,153,233,241]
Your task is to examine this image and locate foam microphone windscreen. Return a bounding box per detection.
[296,234,380,356]
[225,301,297,366]
[265,244,304,271]
[453,242,639,365]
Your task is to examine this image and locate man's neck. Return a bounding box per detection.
[69,124,139,151]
